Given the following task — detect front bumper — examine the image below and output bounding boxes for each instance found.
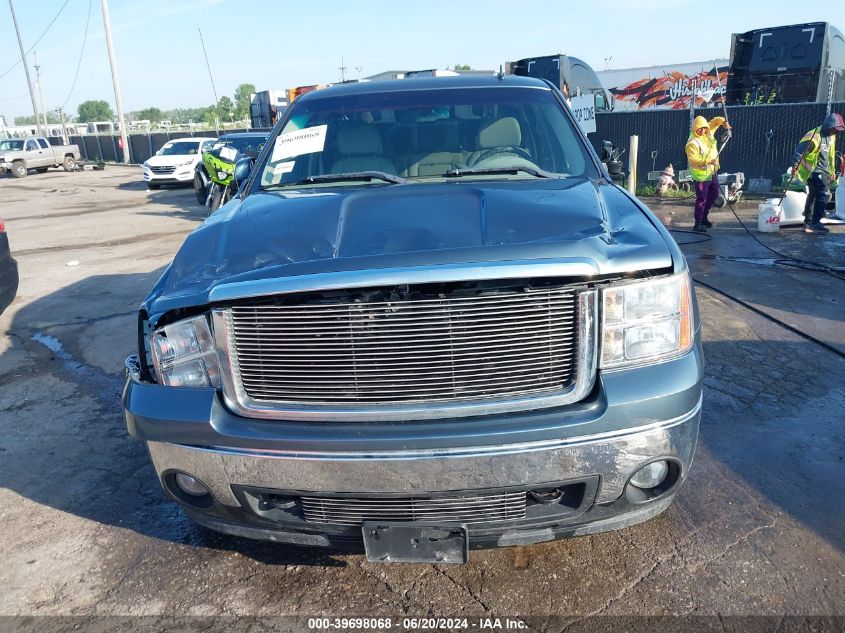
[0,162,13,174]
[124,343,703,550]
[143,168,195,183]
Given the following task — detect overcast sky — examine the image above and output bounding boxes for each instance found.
[0,0,839,121]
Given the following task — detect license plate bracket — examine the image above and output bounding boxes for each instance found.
[362,522,469,564]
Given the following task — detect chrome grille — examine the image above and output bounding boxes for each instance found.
[300,492,527,526]
[227,285,579,406]
[149,165,176,174]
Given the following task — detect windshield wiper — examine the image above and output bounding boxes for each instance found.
[264,171,406,189]
[444,166,558,179]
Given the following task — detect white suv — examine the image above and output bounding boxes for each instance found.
[143,137,215,189]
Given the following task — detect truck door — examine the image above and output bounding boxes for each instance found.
[37,138,54,166]
[24,139,46,167]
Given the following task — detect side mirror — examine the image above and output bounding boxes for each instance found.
[234,157,253,190]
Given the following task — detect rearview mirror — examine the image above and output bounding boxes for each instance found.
[234,157,253,190]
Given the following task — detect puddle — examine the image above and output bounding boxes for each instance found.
[30,332,123,402]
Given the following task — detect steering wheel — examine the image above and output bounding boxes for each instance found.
[470,146,534,167]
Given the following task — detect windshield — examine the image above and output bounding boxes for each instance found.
[159,141,201,156]
[258,86,595,189]
[218,135,267,158]
[0,140,25,151]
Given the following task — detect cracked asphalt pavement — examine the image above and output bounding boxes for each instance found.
[0,169,842,629]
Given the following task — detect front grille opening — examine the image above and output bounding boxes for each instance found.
[299,491,527,526]
[228,280,582,407]
[235,480,595,529]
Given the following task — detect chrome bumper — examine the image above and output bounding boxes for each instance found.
[146,397,700,508]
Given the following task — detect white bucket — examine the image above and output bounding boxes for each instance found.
[780,190,807,226]
[757,199,781,233]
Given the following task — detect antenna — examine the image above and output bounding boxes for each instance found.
[198,28,219,104]
[339,57,347,82]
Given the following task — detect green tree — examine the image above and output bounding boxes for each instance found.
[14,112,62,125]
[77,99,114,123]
[202,103,221,127]
[233,83,256,121]
[216,96,235,121]
[134,107,163,122]
[452,64,472,71]
[166,107,213,125]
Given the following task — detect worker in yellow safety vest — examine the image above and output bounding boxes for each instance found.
[685,115,731,233]
[789,113,845,234]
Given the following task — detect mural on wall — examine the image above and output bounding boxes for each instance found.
[609,67,729,110]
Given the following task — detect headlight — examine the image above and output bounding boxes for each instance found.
[143,161,150,169]
[178,159,194,166]
[601,271,693,369]
[217,170,230,180]
[150,315,221,388]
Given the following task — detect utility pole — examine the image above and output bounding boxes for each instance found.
[34,51,48,131]
[8,0,44,136]
[56,107,69,144]
[101,0,129,163]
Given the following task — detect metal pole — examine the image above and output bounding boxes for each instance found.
[627,135,638,195]
[689,79,696,130]
[8,0,44,137]
[34,51,48,131]
[57,107,69,144]
[101,0,129,163]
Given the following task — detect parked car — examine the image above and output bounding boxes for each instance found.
[0,137,81,177]
[193,132,269,205]
[0,219,19,316]
[123,76,702,563]
[142,137,216,190]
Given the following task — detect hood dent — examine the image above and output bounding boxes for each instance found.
[145,180,672,317]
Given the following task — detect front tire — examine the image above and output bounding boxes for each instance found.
[11,162,27,178]
[63,156,76,171]
[210,185,223,212]
[194,172,207,205]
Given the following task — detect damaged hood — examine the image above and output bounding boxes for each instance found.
[145,178,675,318]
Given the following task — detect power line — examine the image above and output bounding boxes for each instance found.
[0,0,71,81]
[60,0,92,109]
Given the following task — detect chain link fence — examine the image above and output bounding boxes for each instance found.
[593,102,843,188]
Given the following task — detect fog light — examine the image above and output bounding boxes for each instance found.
[174,473,209,496]
[630,461,669,489]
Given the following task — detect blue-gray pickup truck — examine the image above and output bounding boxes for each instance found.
[123,76,702,564]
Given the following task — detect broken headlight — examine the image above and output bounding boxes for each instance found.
[150,315,221,388]
[601,271,694,369]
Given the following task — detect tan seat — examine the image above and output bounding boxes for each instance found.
[404,121,465,177]
[467,117,523,166]
[330,125,397,174]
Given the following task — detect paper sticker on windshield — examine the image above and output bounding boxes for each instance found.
[271,125,327,162]
[273,161,295,175]
[219,146,238,161]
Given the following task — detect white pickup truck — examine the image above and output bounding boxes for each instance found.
[0,137,82,177]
